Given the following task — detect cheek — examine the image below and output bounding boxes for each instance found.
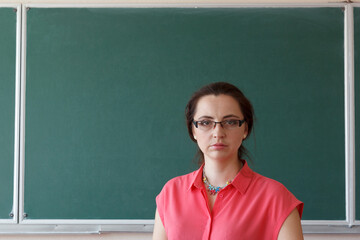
[230,131,246,145]
[194,132,205,143]
[193,132,209,149]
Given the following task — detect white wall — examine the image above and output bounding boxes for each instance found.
[0,0,347,4]
[0,0,358,239]
[1,233,360,240]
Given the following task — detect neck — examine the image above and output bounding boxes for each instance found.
[203,158,243,187]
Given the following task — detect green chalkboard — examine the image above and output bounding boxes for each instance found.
[25,7,344,220]
[0,7,16,220]
[354,7,360,220]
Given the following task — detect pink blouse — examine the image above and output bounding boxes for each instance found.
[156,160,303,240]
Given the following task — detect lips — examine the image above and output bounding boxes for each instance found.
[212,143,226,146]
[210,143,227,150]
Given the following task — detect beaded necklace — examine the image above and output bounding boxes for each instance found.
[202,169,232,195]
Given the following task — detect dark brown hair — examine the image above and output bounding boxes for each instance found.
[185,82,254,165]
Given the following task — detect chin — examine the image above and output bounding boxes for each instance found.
[206,154,232,162]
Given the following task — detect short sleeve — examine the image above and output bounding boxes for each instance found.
[156,185,166,230]
[273,184,304,240]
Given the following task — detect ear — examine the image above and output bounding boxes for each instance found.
[192,124,197,140]
[243,122,248,139]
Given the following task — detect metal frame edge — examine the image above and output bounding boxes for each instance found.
[0,3,22,225]
[18,3,27,225]
[13,3,22,225]
[23,2,346,9]
[345,4,356,227]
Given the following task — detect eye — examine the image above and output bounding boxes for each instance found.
[199,120,211,126]
[224,119,238,126]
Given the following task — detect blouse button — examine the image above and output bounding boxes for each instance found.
[219,194,224,198]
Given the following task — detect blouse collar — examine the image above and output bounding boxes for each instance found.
[188,160,255,195]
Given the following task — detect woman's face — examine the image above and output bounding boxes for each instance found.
[192,94,248,163]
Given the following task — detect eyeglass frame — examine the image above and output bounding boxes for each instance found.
[192,119,246,130]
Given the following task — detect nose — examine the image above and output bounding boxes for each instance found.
[212,122,225,138]
[212,122,224,129]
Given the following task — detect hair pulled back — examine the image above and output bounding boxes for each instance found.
[185,82,254,165]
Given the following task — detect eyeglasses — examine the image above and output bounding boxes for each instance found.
[192,119,245,131]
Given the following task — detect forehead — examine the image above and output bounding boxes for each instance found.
[194,94,243,118]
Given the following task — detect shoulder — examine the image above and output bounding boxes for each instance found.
[161,169,198,192]
[248,172,299,206]
[249,171,304,217]
[252,172,288,193]
[157,169,199,198]
[249,173,304,239]
[156,169,200,213]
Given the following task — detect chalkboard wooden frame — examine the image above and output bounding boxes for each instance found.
[5,2,357,234]
[0,4,21,225]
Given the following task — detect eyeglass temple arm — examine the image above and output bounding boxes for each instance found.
[239,119,245,126]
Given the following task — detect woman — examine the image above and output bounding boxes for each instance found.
[153,82,304,240]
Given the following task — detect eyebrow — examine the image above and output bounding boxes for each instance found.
[197,114,241,120]
[223,114,242,119]
[197,115,214,120]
